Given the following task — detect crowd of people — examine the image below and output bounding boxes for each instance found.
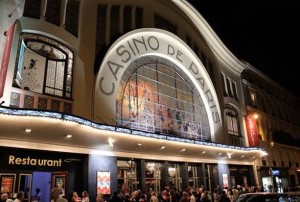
[0,185,266,202]
[80,184,267,202]
[1,192,26,202]
[1,183,299,202]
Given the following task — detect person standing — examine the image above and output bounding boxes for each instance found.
[218,191,229,202]
[110,191,122,202]
[96,193,104,202]
[213,189,220,202]
[81,191,89,202]
[33,188,42,202]
[149,192,158,202]
[71,192,81,202]
[6,192,13,202]
[179,192,189,202]
[1,193,13,202]
[200,191,211,202]
[50,188,68,202]
[190,192,196,202]
[13,192,24,202]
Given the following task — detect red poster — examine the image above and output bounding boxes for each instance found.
[97,171,110,194]
[246,114,258,147]
[1,177,13,193]
[0,22,16,98]
[222,174,229,188]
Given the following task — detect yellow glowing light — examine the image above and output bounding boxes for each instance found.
[253,113,259,119]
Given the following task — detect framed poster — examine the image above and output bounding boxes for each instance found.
[222,173,229,188]
[230,176,236,187]
[97,171,110,194]
[52,175,66,196]
[243,176,248,187]
[0,173,16,193]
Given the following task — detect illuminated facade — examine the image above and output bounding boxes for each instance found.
[0,0,298,200]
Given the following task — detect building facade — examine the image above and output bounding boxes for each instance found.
[241,63,300,192]
[0,0,298,201]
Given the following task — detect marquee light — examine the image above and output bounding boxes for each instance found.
[0,107,266,154]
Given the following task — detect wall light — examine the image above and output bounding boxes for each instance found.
[168,167,176,177]
[227,152,232,159]
[25,128,31,133]
[66,134,72,138]
[108,138,114,148]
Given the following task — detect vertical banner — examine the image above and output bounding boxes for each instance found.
[97,171,110,194]
[0,22,16,98]
[246,114,259,146]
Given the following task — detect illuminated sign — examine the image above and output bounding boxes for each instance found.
[8,155,62,167]
[95,29,222,138]
[246,114,259,147]
[97,34,219,123]
[222,173,229,188]
[272,170,280,176]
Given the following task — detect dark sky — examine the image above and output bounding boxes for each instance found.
[187,0,300,96]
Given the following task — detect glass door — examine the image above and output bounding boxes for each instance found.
[117,159,137,193]
[168,163,181,191]
[18,173,32,202]
[145,162,161,192]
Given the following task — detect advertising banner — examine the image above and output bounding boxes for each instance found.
[0,22,16,98]
[246,114,259,146]
[97,171,110,194]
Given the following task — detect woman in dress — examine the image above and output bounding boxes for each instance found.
[81,191,89,202]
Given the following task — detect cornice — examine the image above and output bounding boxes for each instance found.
[173,0,246,75]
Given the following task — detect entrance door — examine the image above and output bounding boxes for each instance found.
[262,176,273,192]
[32,172,51,202]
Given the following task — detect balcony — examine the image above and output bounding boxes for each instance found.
[8,88,72,114]
[229,134,245,147]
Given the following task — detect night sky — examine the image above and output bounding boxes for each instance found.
[187,0,300,96]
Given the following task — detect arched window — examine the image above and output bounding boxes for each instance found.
[116,57,211,141]
[14,33,74,99]
[225,105,240,136]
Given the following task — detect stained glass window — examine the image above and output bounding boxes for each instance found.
[14,33,74,99]
[116,60,211,141]
[225,105,240,136]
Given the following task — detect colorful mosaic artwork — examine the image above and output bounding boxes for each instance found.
[116,64,211,141]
